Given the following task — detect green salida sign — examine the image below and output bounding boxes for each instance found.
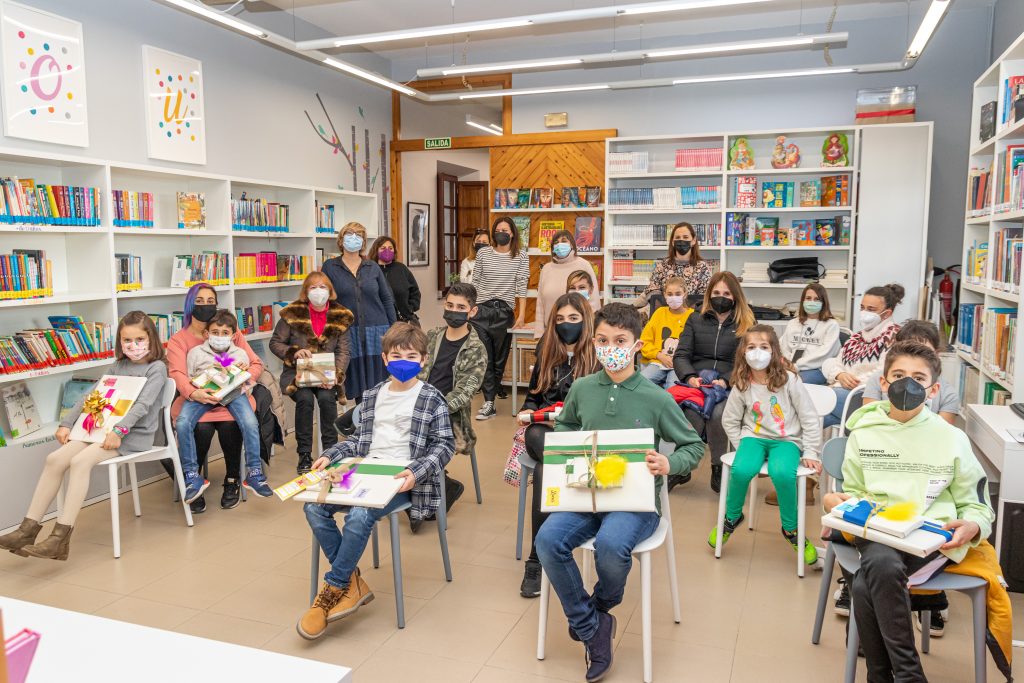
[424,137,452,150]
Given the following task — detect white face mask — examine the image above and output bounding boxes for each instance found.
[745,348,772,371]
[665,295,685,310]
[308,287,330,307]
[208,334,232,352]
[859,310,882,331]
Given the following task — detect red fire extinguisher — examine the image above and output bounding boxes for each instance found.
[939,270,954,327]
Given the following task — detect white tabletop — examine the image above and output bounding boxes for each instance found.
[1,597,352,683]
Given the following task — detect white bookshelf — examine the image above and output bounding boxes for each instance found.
[958,30,1024,404]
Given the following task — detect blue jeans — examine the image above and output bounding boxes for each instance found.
[535,511,660,642]
[824,386,853,428]
[799,368,827,385]
[304,492,412,589]
[176,395,262,476]
[640,363,679,389]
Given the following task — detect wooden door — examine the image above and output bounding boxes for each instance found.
[456,180,489,274]
[436,173,458,292]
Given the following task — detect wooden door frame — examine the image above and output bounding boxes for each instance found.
[436,172,458,293]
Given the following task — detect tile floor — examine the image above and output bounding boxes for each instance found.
[0,395,1020,682]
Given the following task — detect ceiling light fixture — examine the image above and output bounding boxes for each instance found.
[442,58,584,76]
[466,115,504,135]
[647,35,814,58]
[672,66,855,85]
[458,84,610,100]
[323,57,418,96]
[296,0,770,51]
[160,0,268,38]
[906,0,950,60]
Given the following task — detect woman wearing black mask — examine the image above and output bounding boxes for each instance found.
[672,271,756,493]
[645,222,713,307]
[516,292,599,599]
[459,229,490,284]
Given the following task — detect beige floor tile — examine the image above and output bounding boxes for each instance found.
[201,532,311,572]
[57,549,189,595]
[602,632,734,683]
[0,538,110,579]
[18,580,122,613]
[130,559,263,610]
[355,642,482,683]
[386,600,521,665]
[0,568,51,598]
[316,588,429,642]
[207,571,313,627]
[173,611,283,649]
[433,563,533,616]
[92,595,199,630]
[471,665,573,683]
[262,628,381,670]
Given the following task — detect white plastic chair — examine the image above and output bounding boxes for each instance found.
[515,451,536,560]
[713,382,835,578]
[536,476,679,683]
[59,378,193,559]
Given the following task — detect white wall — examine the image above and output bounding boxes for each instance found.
[991,0,1024,59]
[400,148,490,329]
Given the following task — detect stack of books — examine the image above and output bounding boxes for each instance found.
[0,249,53,300]
[0,317,115,375]
[170,251,230,288]
[114,252,143,291]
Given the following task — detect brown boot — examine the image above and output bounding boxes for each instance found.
[765,479,816,506]
[0,518,42,557]
[22,523,73,561]
[765,489,779,506]
[296,570,374,640]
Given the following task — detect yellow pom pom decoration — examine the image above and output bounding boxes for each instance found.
[593,455,627,488]
[877,501,917,521]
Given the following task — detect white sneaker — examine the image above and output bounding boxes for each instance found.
[476,401,497,420]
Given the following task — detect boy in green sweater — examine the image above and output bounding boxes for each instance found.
[824,340,994,682]
[535,303,704,682]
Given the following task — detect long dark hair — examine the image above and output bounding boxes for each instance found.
[491,216,521,258]
[797,283,835,324]
[666,222,703,267]
[535,292,598,394]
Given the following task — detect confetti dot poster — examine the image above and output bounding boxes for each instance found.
[0,1,89,147]
[141,45,206,165]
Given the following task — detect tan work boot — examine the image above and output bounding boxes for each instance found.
[764,479,816,506]
[22,523,73,561]
[296,569,374,640]
[0,518,42,557]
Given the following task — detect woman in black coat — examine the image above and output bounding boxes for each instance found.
[370,236,421,325]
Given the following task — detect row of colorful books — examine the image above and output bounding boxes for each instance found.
[1000,75,1024,127]
[610,258,658,279]
[0,316,115,376]
[965,240,988,284]
[966,166,993,216]
[114,253,143,292]
[725,214,850,246]
[607,186,721,210]
[0,250,53,300]
[112,190,154,228]
[149,312,184,344]
[231,195,290,231]
[676,147,723,171]
[993,145,1024,211]
[492,186,601,209]
[170,252,230,288]
[732,176,850,209]
[609,223,721,247]
[315,201,336,233]
[0,177,102,226]
[959,304,1017,383]
[234,252,312,284]
[989,227,1023,291]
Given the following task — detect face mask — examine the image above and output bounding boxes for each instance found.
[208,334,232,352]
[122,340,150,361]
[473,243,486,253]
[887,376,929,411]
[443,310,468,328]
[710,296,735,314]
[553,243,572,259]
[378,247,395,264]
[386,359,421,382]
[192,304,217,324]
[596,343,637,373]
[572,288,591,300]
[493,231,512,246]
[673,240,692,256]
[342,234,364,253]
[665,295,685,310]
[308,287,330,307]
[555,321,584,345]
[803,300,823,315]
[860,310,882,331]
[745,348,772,371]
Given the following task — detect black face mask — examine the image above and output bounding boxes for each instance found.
[673,240,692,256]
[443,310,469,328]
[555,321,584,345]
[710,296,735,314]
[473,243,486,253]
[493,232,512,246]
[192,304,217,323]
[887,377,929,411]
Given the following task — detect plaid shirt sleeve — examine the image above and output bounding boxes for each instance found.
[408,386,456,519]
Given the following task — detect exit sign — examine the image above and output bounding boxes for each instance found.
[424,137,452,150]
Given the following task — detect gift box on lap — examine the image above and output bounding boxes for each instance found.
[68,375,149,443]
[295,353,336,388]
[190,364,251,405]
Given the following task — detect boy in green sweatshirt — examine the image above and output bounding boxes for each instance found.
[824,340,994,682]
[535,303,704,682]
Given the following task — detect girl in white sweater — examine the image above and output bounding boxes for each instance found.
[534,230,600,337]
[780,283,841,385]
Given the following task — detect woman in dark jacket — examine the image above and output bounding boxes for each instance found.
[516,292,599,599]
[672,271,756,494]
[321,222,397,402]
[269,272,353,474]
[370,235,421,324]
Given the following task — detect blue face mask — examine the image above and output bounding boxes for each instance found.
[386,359,421,382]
[342,234,364,253]
[553,242,572,259]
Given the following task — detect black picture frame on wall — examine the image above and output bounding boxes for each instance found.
[406,202,430,267]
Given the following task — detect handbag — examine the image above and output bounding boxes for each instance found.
[503,425,529,488]
[767,257,825,284]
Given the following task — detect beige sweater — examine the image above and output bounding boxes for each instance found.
[534,254,601,336]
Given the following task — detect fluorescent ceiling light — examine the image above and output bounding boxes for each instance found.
[646,36,814,58]
[331,19,533,48]
[673,66,854,84]
[906,0,950,59]
[323,58,418,96]
[160,0,268,37]
[442,58,584,76]
[466,115,504,135]
[459,84,610,99]
[618,0,770,15]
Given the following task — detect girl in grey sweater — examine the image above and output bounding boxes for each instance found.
[0,311,168,561]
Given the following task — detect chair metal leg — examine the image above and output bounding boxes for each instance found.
[641,552,653,683]
[470,446,482,504]
[921,609,931,654]
[665,521,681,624]
[714,464,730,559]
[537,570,550,660]
[108,465,121,559]
[437,495,453,582]
[844,603,859,683]
[239,458,247,503]
[748,474,758,530]
[371,524,380,569]
[389,512,406,629]
[797,473,807,578]
[516,466,530,560]
[128,463,142,517]
[971,586,988,683]
[812,543,836,644]
[171,455,194,527]
[309,533,320,604]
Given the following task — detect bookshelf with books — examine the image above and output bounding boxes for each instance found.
[313,187,380,243]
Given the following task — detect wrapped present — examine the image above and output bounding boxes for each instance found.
[295,353,336,388]
[191,355,251,404]
[69,375,149,443]
[541,428,656,513]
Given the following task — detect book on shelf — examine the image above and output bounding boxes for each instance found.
[573,217,602,253]
[1000,75,1024,128]
[980,101,997,143]
[800,180,821,207]
[985,381,1013,405]
[516,188,531,209]
[235,252,279,284]
[258,304,274,332]
[994,144,1024,212]
[59,377,97,420]
[0,249,53,300]
[957,303,984,357]
[114,252,143,292]
[608,151,649,174]
[560,187,582,208]
[231,194,290,232]
[176,192,206,230]
[815,218,837,245]
[675,146,722,171]
[113,190,154,228]
[755,217,778,246]
[967,165,992,215]
[761,181,793,208]
[960,363,981,405]
[989,226,1023,291]
[0,318,115,376]
[315,200,335,233]
[537,220,563,252]
[981,307,1016,382]
[234,306,257,335]
[0,177,102,226]
[732,176,757,208]
[170,251,229,288]
[511,216,530,249]
[493,188,507,209]
[147,312,184,344]
[585,186,601,207]
[0,381,42,439]
[965,240,988,283]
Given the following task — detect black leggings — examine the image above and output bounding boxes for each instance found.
[525,423,552,562]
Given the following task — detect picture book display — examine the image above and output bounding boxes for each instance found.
[295,353,337,388]
[725,213,850,247]
[176,192,206,230]
[290,457,411,509]
[492,186,602,209]
[68,375,150,443]
[0,382,41,439]
[573,217,602,253]
[112,190,154,228]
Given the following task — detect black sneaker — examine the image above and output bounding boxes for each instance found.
[833,578,850,617]
[445,475,465,513]
[189,495,206,514]
[297,453,312,475]
[476,401,497,420]
[667,472,691,492]
[520,559,542,598]
[221,478,241,509]
[914,610,946,638]
[496,387,509,399]
[405,509,423,534]
[584,611,616,682]
[710,464,722,494]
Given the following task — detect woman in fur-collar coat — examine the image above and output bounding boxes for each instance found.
[270,272,354,474]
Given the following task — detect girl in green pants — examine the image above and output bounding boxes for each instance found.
[709,325,823,565]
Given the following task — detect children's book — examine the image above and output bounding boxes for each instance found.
[493,188,506,209]
[537,221,564,252]
[512,216,531,249]
[258,305,273,332]
[574,217,602,253]
[176,192,206,230]
[517,188,531,209]
[733,176,757,208]
[794,219,815,246]
[799,180,821,207]
[585,186,601,207]
[0,382,41,439]
[68,375,149,442]
[538,187,554,209]
[756,217,778,246]
[815,218,837,245]
[291,457,411,509]
[565,186,581,207]
[59,377,97,420]
[190,364,252,404]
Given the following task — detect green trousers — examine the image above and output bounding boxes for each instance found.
[726,437,801,532]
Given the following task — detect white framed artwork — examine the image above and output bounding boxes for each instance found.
[0,0,89,147]
[141,45,206,165]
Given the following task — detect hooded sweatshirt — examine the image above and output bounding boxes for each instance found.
[721,371,822,459]
[821,317,900,386]
[842,401,994,563]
